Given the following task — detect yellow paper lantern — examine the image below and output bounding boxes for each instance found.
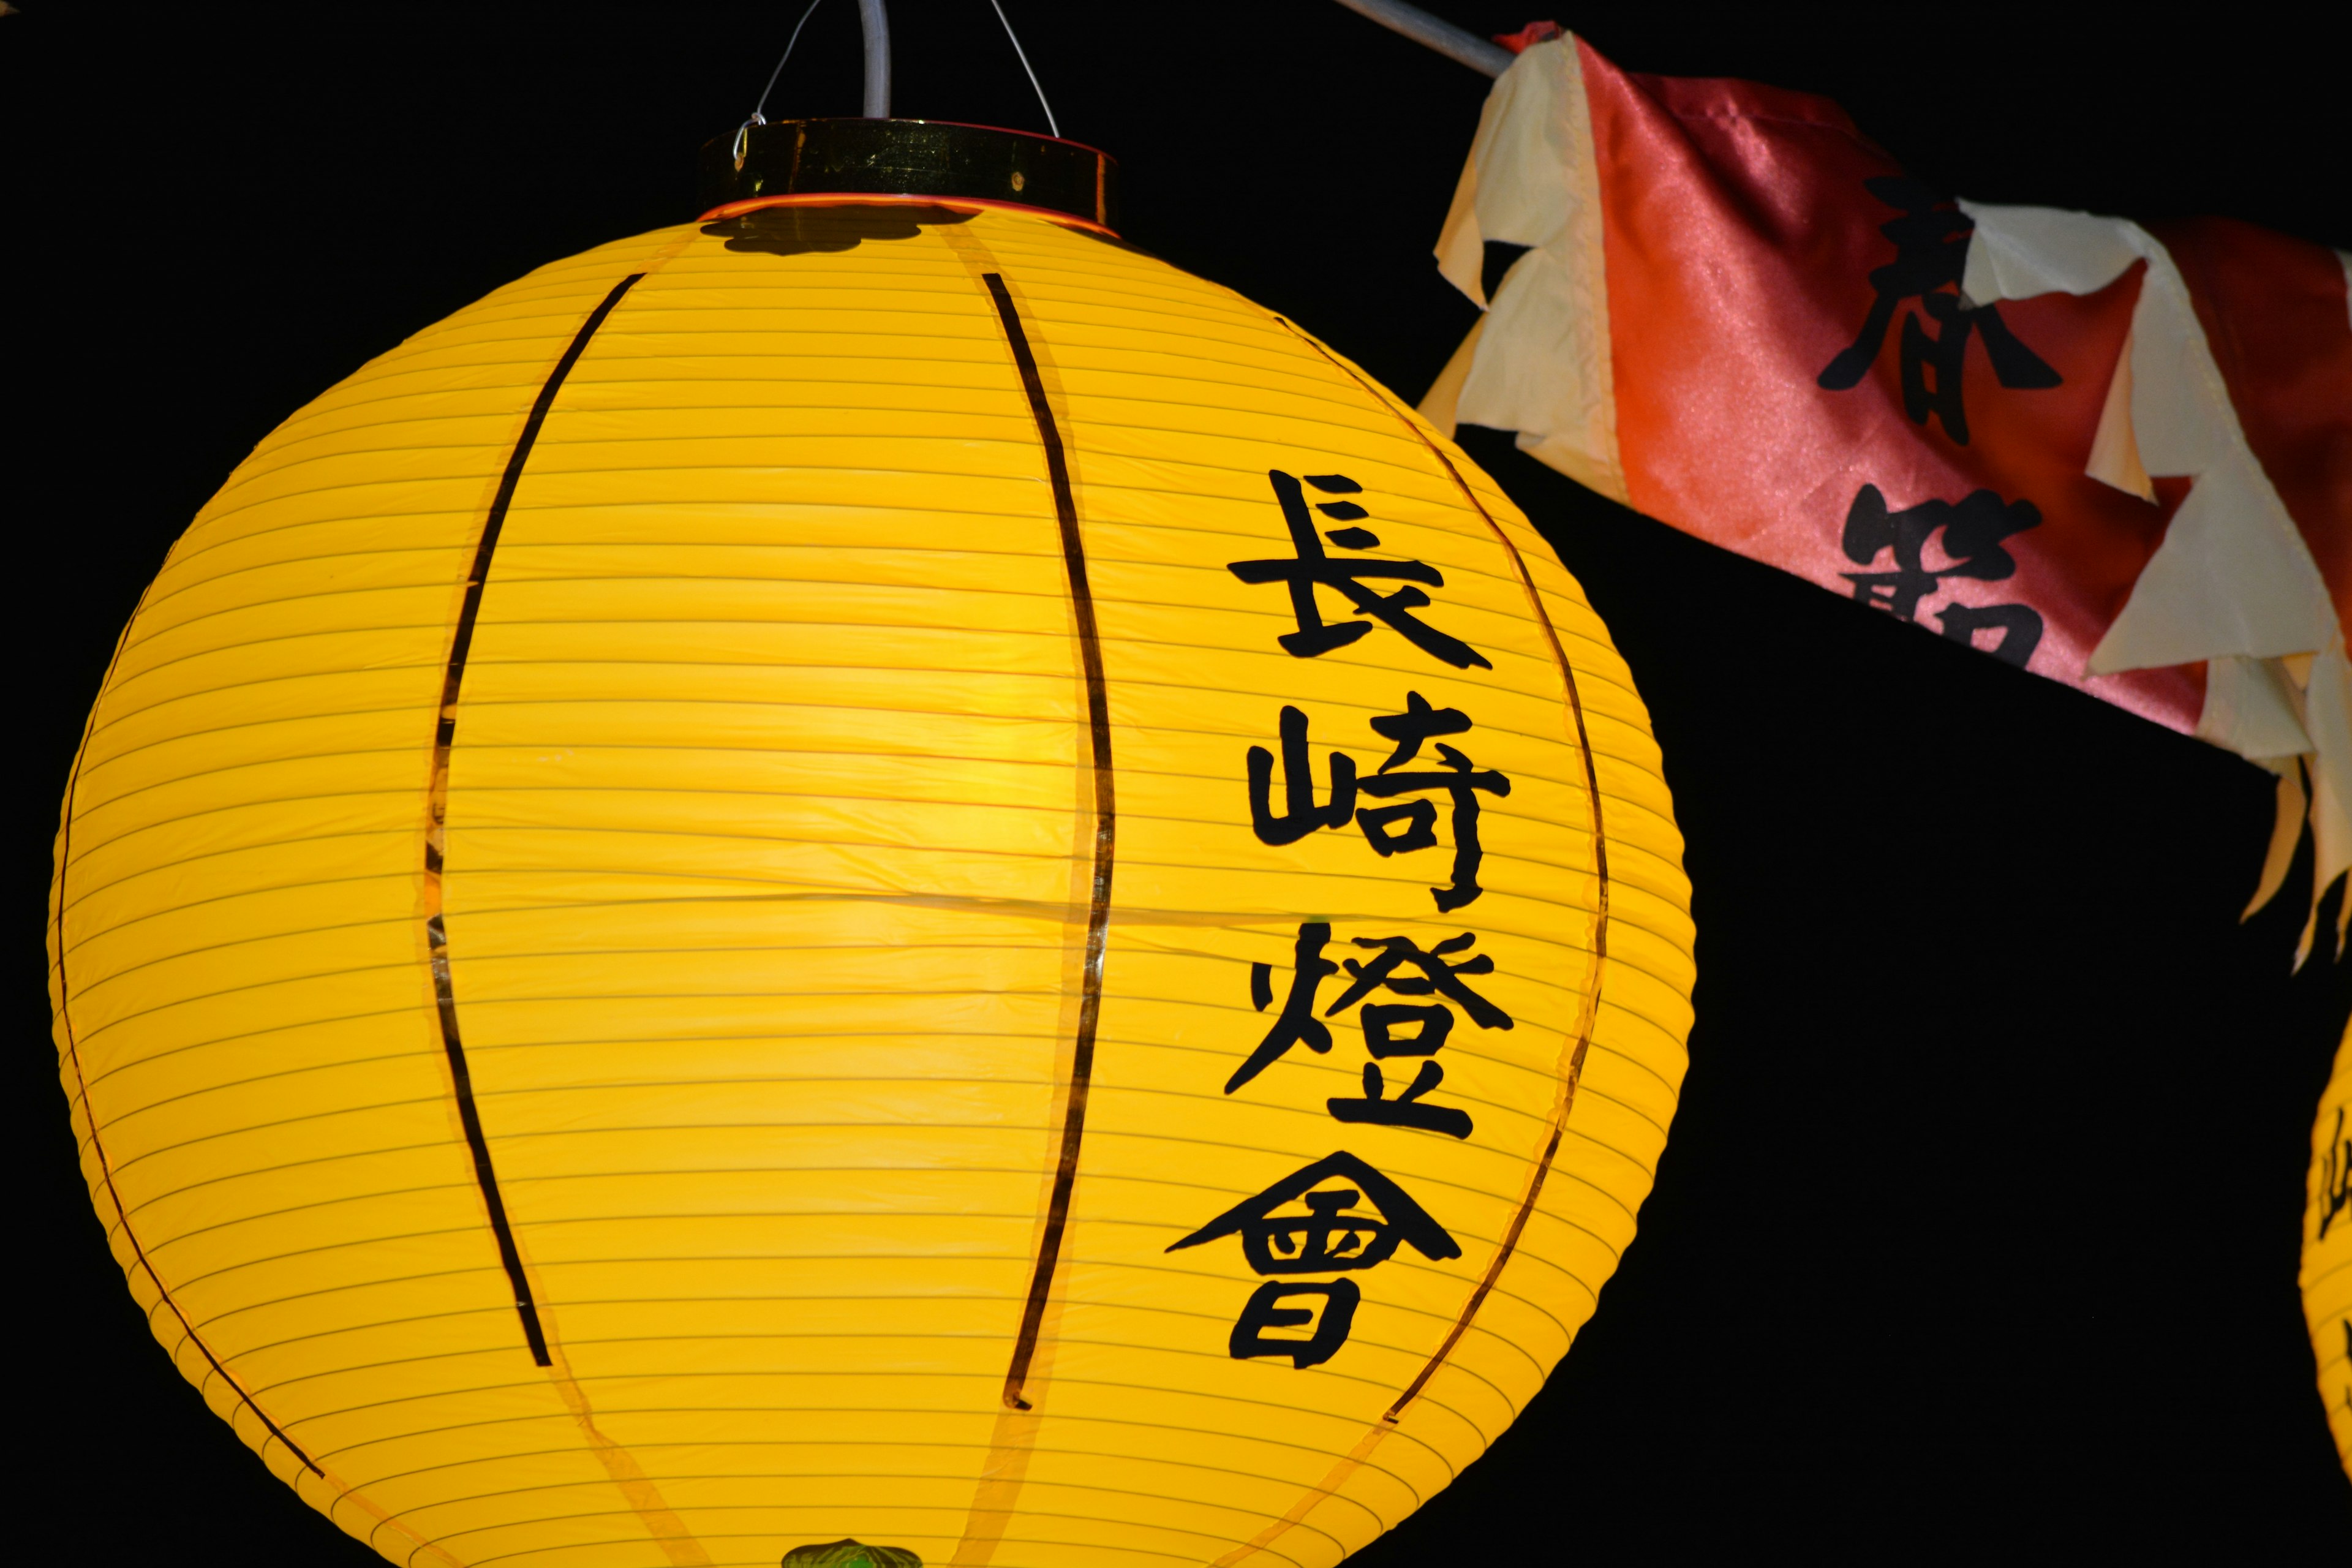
[2307,1017,2351,1477]
[47,120,1694,1567]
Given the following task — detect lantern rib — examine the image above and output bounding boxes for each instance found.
[977,271,1118,1414]
[420,270,645,1368]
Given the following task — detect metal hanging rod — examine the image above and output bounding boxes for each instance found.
[1330,0,1515,78]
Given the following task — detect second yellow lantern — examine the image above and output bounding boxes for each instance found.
[48,120,1695,1566]
[2307,1017,2352,1478]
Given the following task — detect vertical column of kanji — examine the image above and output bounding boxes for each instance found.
[1190,471,1528,1319]
[1189,458,1551,1564]
[1160,318,1636,1566]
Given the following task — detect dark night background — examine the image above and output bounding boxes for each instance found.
[7,1,2350,1559]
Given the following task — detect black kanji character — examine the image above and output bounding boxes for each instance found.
[1934,603,2045,667]
[1368,690,1470,772]
[1247,706,1357,847]
[1230,922,1341,1093]
[1245,700,1512,911]
[1227,1280,1362,1368]
[1357,742,1510,913]
[1841,483,2046,668]
[1227,470,1492,669]
[1359,1001,1454,1057]
[1818,176,2060,444]
[1231,927,1506,1122]
[1328,1058,1473,1139]
[1229,930,1509,1136]
[1167,1150,1462,1274]
[1327,933,1513,1031]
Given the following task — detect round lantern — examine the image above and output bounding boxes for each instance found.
[47,119,1694,1567]
[2307,1017,2351,1477]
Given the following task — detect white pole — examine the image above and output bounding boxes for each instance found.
[859,0,892,117]
[1330,0,1514,77]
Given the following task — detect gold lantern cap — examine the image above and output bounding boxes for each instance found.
[698,118,1119,234]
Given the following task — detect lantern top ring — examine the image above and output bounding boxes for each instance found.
[697,117,1119,234]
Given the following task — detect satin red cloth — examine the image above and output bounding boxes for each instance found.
[2157,216,2352,635]
[1574,40,2344,736]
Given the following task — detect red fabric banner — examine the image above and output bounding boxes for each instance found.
[1580,47,2203,729]
[1428,33,2351,941]
[2157,216,2352,633]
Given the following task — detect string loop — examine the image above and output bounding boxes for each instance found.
[987,0,1059,140]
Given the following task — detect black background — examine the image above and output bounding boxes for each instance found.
[7,1,2350,1560]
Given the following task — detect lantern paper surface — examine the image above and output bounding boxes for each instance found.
[48,201,1695,1566]
[2308,1017,2352,1476]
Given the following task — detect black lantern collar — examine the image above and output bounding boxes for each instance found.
[698,118,1119,235]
